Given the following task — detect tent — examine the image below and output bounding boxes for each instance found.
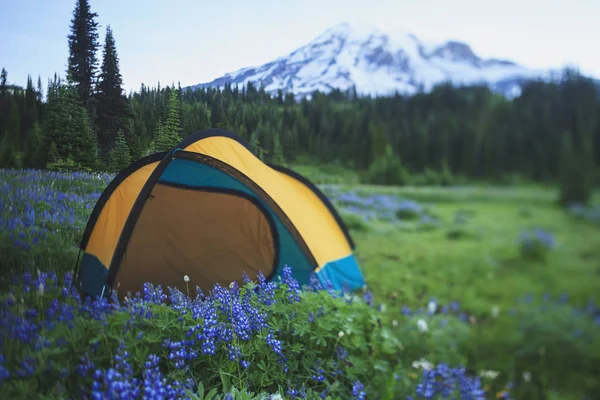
[75,128,365,299]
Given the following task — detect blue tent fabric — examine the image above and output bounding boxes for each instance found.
[315,254,365,292]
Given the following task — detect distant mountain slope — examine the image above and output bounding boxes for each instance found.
[184,22,566,98]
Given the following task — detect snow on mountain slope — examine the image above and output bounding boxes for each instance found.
[186,22,549,98]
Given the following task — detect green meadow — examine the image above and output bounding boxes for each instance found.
[1,159,600,399]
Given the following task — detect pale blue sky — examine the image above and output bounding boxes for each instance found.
[1,0,598,93]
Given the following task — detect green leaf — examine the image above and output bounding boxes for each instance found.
[220,371,232,393]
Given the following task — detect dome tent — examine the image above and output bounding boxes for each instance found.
[75,128,365,300]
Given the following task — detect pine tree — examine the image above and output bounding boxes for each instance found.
[4,97,21,163]
[250,130,262,160]
[108,130,131,172]
[96,25,132,154]
[23,75,38,142]
[150,118,179,152]
[0,68,6,88]
[47,141,59,165]
[271,131,286,165]
[36,76,43,102]
[72,106,99,170]
[0,68,8,137]
[25,122,44,168]
[67,0,100,108]
[42,76,98,170]
[163,86,182,139]
[558,130,595,206]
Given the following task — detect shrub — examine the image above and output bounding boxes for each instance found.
[518,207,533,218]
[438,160,454,187]
[362,145,410,186]
[518,228,555,261]
[395,200,422,220]
[447,209,478,240]
[416,215,442,232]
[446,224,478,240]
[566,203,600,227]
[422,168,439,186]
[340,211,370,232]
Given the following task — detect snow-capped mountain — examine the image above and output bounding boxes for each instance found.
[186,22,553,99]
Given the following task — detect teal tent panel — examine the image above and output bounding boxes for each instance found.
[158,158,315,286]
[77,253,109,298]
[315,254,365,292]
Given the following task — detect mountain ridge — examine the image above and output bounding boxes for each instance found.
[183,22,576,99]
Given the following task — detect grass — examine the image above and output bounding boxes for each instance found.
[346,187,600,309]
[1,165,600,399]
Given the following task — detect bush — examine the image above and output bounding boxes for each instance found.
[340,211,370,232]
[446,224,478,240]
[518,207,533,218]
[395,200,422,220]
[423,168,440,186]
[446,209,478,240]
[439,160,454,187]
[416,215,442,232]
[518,228,555,261]
[362,145,410,186]
[565,203,600,227]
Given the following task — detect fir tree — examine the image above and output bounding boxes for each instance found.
[108,130,131,172]
[67,0,100,108]
[250,130,261,159]
[0,68,6,88]
[0,68,7,137]
[72,106,99,170]
[41,77,97,170]
[36,76,43,102]
[558,130,595,206]
[163,86,182,139]
[25,122,44,168]
[47,141,59,165]
[271,131,286,165]
[150,118,179,152]
[23,75,38,142]
[96,25,132,154]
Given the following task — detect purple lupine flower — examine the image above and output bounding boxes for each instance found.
[352,381,366,400]
[282,266,301,303]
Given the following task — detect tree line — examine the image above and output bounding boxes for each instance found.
[0,0,598,201]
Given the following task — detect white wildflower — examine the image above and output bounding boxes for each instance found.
[412,358,433,370]
[270,394,283,400]
[183,275,190,283]
[479,370,500,379]
[491,305,500,318]
[229,281,235,289]
[523,371,531,382]
[416,318,428,333]
[427,299,437,314]
[338,331,345,338]
[392,319,398,327]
